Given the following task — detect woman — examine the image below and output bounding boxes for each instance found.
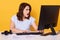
[10,3,39,33]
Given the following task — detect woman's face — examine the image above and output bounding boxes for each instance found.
[23,6,30,18]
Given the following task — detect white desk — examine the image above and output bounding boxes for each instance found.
[0,32,60,40]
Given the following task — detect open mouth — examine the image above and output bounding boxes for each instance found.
[27,14,29,15]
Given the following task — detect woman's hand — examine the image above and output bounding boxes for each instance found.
[23,30,40,33]
[23,30,30,33]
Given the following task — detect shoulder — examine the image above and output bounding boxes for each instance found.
[29,16,35,21]
[11,15,17,19]
[29,16,35,24]
[11,15,16,18]
[29,16,35,20]
[11,15,17,22]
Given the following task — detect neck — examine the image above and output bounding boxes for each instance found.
[23,16,26,20]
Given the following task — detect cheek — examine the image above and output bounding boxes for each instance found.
[23,11,28,15]
[23,11,27,16]
[23,9,30,17]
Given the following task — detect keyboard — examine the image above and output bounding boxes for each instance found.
[16,32,42,35]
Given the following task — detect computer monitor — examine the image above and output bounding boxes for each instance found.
[38,5,60,35]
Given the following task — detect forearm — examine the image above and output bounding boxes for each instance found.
[11,28,31,33]
[11,28,24,33]
[33,25,38,31]
[34,27,38,31]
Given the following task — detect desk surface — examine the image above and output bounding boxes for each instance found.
[0,32,60,40]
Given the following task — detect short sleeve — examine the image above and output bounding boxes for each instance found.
[11,15,16,23]
[30,16,35,25]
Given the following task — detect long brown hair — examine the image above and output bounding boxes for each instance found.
[16,3,31,21]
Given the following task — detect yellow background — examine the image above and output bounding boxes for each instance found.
[0,0,60,33]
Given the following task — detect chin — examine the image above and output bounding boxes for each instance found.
[25,15,29,17]
[25,16,29,19]
[25,16,28,18]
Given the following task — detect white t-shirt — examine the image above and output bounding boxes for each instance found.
[11,15,35,31]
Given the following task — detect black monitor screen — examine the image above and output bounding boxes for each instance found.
[38,5,59,30]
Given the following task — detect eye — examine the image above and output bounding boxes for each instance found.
[26,9,29,10]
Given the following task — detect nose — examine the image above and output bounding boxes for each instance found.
[27,10,29,13]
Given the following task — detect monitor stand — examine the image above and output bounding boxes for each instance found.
[49,24,56,35]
